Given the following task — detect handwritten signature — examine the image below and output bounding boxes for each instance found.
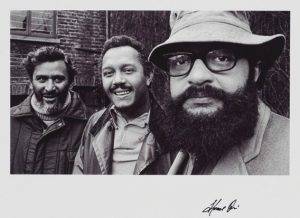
[202,199,239,216]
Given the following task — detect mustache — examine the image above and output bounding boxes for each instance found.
[174,85,227,104]
[109,83,132,92]
[42,90,58,97]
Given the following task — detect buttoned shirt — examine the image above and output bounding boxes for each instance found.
[110,107,150,174]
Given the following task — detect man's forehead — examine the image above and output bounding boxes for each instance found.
[104,46,139,58]
[35,60,67,69]
[102,46,142,67]
[33,61,68,75]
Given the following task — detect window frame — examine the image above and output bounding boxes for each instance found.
[10,10,57,39]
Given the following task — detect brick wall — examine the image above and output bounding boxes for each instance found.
[10,11,290,116]
[10,10,107,109]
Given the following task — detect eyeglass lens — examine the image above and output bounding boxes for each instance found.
[166,49,237,76]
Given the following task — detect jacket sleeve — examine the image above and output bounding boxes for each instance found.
[72,110,106,174]
[72,112,98,174]
[72,123,88,174]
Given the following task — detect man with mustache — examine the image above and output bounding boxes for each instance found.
[149,11,289,175]
[73,35,170,174]
[11,46,91,174]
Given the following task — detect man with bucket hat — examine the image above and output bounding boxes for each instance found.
[149,11,289,175]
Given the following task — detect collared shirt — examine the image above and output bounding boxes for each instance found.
[110,106,150,174]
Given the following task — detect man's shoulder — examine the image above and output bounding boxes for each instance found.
[85,107,110,129]
[10,104,20,114]
[66,91,94,119]
[270,111,289,125]
[246,111,289,175]
[10,96,32,117]
[266,111,289,139]
[258,101,289,141]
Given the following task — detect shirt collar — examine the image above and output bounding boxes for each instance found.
[109,105,150,129]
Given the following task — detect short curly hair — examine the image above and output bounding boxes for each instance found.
[100,35,153,76]
[23,46,77,83]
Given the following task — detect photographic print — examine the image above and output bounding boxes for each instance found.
[2,1,299,217]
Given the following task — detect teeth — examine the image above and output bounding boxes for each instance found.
[115,90,130,95]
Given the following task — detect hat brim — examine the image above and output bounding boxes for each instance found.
[149,22,285,70]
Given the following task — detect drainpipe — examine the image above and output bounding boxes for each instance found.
[105,10,110,40]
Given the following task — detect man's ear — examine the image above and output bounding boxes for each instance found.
[29,82,33,90]
[146,71,154,86]
[69,81,74,90]
[253,61,262,82]
[28,82,33,94]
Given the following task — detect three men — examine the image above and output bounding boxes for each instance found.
[73,35,170,174]
[149,11,289,175]
[11,46,91,174]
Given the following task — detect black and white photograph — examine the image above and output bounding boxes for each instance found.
[10,10,290,175]
[1,0,300,217]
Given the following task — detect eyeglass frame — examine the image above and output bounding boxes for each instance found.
[162,48,245,77]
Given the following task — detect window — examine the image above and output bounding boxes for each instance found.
[10,10,57,38]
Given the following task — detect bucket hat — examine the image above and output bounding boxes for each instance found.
[149,11,285,70]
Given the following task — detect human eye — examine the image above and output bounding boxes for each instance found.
[168,54,190,67]
[208,49,236,64]
[123,66,135,74]
[206,49,237,72]
[54,76,65,83]
[215,55,234,63]
[35,76,47,83]
[102,69,114,77]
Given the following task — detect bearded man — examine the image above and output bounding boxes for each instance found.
[149,11,289,175]
[11,46,91,174]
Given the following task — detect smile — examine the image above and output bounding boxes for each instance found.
[113,90,131,96]
[43,96,57,102]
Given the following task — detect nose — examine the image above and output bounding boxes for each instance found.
[187,59,214,86]
[112,71,125,85]
[45,79,56,91]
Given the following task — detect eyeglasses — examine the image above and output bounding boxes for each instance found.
[163,49,239,77]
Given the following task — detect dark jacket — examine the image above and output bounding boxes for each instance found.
[73,95,173,174]
[11,91,91,174]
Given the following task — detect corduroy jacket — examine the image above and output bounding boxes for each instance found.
[11,91,91,174]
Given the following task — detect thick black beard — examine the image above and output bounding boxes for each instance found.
[163,81,259,173]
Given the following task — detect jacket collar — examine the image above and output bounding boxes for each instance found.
[90,104,113,136]
[88,93,167,174]
[211,100,271,175]
[88,93,169,172]
[11,91,89,120]
[90,92,167,142]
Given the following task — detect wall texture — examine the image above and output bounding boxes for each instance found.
[10,10,107,110]
[108,11,290,117]
[10,10,290,117]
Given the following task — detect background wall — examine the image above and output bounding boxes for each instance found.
[10,10,107,111]
[108,11,290,117]
[10,11,290,117]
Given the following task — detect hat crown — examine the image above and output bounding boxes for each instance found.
[170,11,252,36]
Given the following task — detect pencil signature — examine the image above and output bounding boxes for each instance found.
[202,198,239,216]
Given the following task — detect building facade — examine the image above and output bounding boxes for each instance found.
[10,10,107,110]
[10,11,289,116]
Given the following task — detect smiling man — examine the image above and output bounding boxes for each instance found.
[73,35,170,174]
[11,46,91,174]
[149,11,289,175]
